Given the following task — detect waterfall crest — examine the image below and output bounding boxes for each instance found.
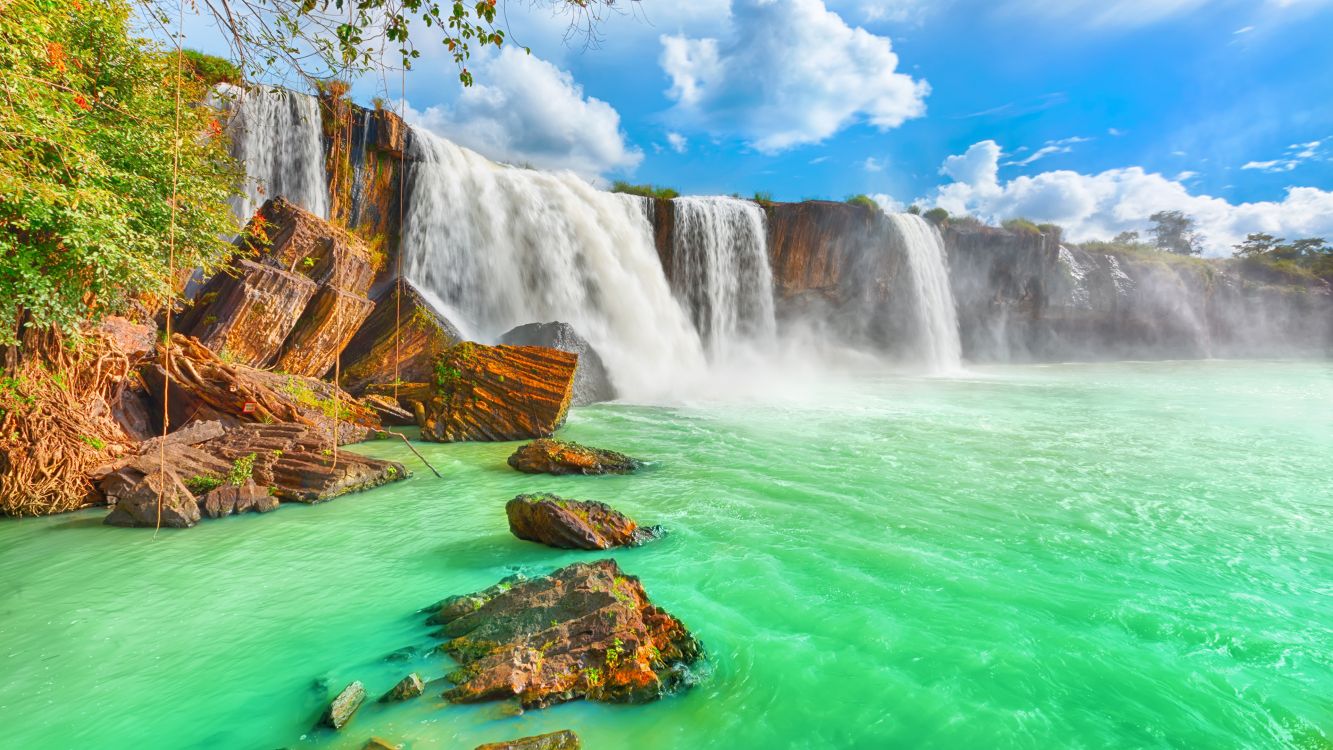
[219,85,329,222]
[886,214,962,372]
[670,197,777,355]
[400,128,706,399]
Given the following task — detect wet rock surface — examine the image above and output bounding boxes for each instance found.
[507,439,641,476]
[379,673,425,703]
[419,343,577,443]
[426,559,702,708]
[322,681,366,730]
[475,730,581,750]
[102,469,201,528]
[499,322,616,406]
[506,494,659,550]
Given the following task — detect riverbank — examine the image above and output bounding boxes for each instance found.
[2,361,1328,749]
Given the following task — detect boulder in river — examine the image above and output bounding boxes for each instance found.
[199,480,277,519]
[321,680,366,730]
[506,494,659,550]
[379,673,425,703]
[500,322,616,406]
[102,468,201,528]
[427,559,702,708]
[475,730,581,750]
[506,439,641,476]
[419,342,577,442]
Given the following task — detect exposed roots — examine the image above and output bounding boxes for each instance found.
[0,327,134,517]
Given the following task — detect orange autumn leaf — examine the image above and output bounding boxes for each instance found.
[46,42,66,71]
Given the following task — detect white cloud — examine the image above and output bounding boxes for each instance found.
[1241,137,1329,173]
[666,132,688,154]
[1174,170,1198,181]
[862,156,886,172]
[1233,25,1256,33]
[1108,128,1125,136]
[1004,136,1091,167]
[659,0,929,153]
[922,140,1333,256]
[870,192,905,212]
[402,48,641,179]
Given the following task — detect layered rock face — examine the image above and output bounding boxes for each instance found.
[178,197,377,377]
[419,343,577,442]
[499,322,616,406]
[426,560,702,708]
[340,280,462,395]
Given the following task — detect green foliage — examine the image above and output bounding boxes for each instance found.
[1002,218,1042,235]
[845,194,879,211]
[752,191,774,203]
[1233,233,1331,284]
[226,453,257,487]
[185,475,223,495]
[923,207,950,224]
[181,49,241,86]
[906,204,922,215]
[0,1,239,346]
[280,377,351,420]
[1149,210,1203,256]
[609,181,679,200]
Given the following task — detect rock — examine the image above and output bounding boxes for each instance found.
[96,423,406,519]
[339,280,462,395]
[103,469,201,528]
[275,285,375,378]
[379,673,425,703]
[235,197,376,294]
[137,420,227,456]
[428,559,702,708]
[322,681,366,730]
[419,342,577,443]
[99,316,157,359]
[499,322,616,406]
[139,335,381,444]
[506,494,659,550]
[363,739,401,750]
[361,394,415,426]
[381,646,418,663]
[199,480,277,519]
[176,258,319,368]
[475,730,581,750]
[506,439,640,476]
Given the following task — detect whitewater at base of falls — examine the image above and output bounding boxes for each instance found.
[670,197,778,356]
[399,127,707,401]
[218,85,330,223]
[887,213,963,373]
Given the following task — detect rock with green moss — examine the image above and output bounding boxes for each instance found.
[475,730,581,750]
[507,439,640,476]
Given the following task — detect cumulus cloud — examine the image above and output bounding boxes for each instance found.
[658,0,929,152]
[666,132,688,154]
[922,140,1333,256]
[402,48,641,179]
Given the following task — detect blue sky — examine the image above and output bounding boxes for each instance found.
[184,0,1333,254]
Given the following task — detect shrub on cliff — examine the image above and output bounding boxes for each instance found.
[611,181,679,200]
[0,0,239,345]
[845,194,880,211]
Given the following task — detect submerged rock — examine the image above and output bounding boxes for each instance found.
[379,673,425,703]
[506,439,641,476]
[506,494,659,550]
[363,739,401,750]
[427,559,702,708]
[322,680,366,730]
[500,322,616,406]
[475,730,581,750]
[419,342,577,443]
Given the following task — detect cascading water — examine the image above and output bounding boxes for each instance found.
[217,85,329,222]
[670,197,777,355]
[886,213,963,372]
[400,128,706,399]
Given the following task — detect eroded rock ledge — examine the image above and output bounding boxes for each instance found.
[425,559,702,708]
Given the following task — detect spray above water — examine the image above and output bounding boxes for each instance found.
[670,197,777,355]
[218,85,329,223]
[399,128,707,400]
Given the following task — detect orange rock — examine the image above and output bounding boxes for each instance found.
[419,343,576,443]
[507,439,640,476]
[505,494,659,550]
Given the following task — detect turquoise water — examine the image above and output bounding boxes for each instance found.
[1,361,1330,749]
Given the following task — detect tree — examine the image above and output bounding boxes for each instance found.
[906,204,922,215]
[1112,230,1141,245]
[170,0,638,86]
[1148,210,1202,255]
[1232,233,1283,258]
[923,207,950,224]
[0,0,239,345]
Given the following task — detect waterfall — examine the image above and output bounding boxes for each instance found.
[670,197,777,355]
[400,128,706,399]
[886,214,962,372]
[218,85,329,222]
